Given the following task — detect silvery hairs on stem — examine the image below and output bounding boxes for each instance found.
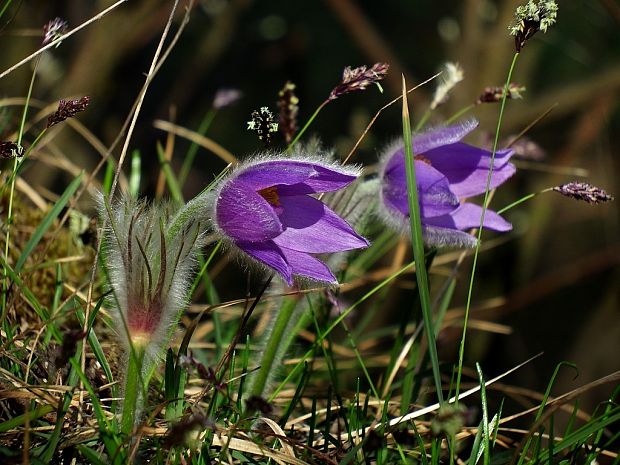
[97,192,204,371]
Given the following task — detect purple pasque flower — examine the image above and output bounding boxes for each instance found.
[378,120,515,248]
[210,157,369,285]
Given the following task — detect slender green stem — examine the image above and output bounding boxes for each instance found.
[340,316,380,400]
[189,241,221,298]
[178,109,217,185]
[121,345,145,436]
[287,100,328,150]
[446,103,476,125]
[248,297,297,401]
[167,195,208,240]
[401,75,444,404]
[3,56,40,325]
[496,188,552,215]
[5,128,48,185]
[455,53,520,403]
[414,108,432,132]
[0,1,14,19]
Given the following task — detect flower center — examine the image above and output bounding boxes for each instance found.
[257,186,281,206]
[414,154,432,165]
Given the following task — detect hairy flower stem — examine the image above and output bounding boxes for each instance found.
[121,345,146,436]
[401,76,444,405]
[168,197,207,240]
[287,100,328,150]
[247,297,298,402]
[455,52,520,403]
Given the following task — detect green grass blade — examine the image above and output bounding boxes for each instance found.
[0,1,15,20]
[69,357,124,463]
[156,140,183,204]
[70,362,104,421]
[43,264,64,345]
[248,297,297,401]
[475,363,491,465]
[190,243,222,302]
[0,404,54,433]
[517,361,578,465]
[468,418,484,465]
[77,444,110,465]
[585,383,620,464]
[165,348,175,405]
[178,108,217,185]
[270,260,416,400]
[0,256,60,341]
[37,368,79,461]
[413,421,430,465]
[536,407,620,463]
[75,299,115,397]
[14,172,83,273]
[103,159,115,194]
[401,75,443,404]
[129,149,141,197]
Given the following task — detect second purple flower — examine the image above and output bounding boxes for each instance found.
[210,157,369,285]
[378,120,515,247]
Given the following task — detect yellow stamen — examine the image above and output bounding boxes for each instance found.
[257,186,281,206]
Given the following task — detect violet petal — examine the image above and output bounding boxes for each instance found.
[272,195,369,253]
[279,247,337,283]
[447,162,516,198]
[424,203,512,232]
[383,156,459,218]
[236,240,293,285]
[216,181,283,242]
[413,120,478,155]
[425,142,515,198]
[237,160,356,193]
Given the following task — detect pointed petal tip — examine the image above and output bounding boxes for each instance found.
[280,247,338,285]
[488,215,512,232]
[235,158,360,194]
[273,195,370,253]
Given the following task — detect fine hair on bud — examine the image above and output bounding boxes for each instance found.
[97,192,203,371]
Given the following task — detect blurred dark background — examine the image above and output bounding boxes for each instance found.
[1,0,619,410]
